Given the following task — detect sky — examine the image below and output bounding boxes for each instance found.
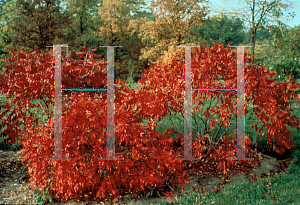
[205,0,300,29]
[138,0,300,31]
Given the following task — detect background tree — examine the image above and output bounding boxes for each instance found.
[190,14,248,49]
[0,0,19,76]
[97,0,160,83]
[264,23,300,97]
[0,0,161,84]
[137,0,211,66]
[243,25,282,66]
[215,0,296,65]
[52,0,106,61]
[8,0,73,55]
[269,24,300,61]
[186,13,250,82]
[0,0,71,76]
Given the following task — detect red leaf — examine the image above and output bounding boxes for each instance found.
[81,46,87,52]
[3,43,300,204]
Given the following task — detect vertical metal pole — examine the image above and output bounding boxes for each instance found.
[46,44,70,161]
[229,46,252,161]
[98,46,123,161]
[175,45,252,161]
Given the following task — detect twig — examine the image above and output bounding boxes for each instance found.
[65,71,92,86]
[166,181,175,192]
[80,72,91,79]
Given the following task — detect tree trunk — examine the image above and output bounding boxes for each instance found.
[127,58,134,84]
[251,0,256,65]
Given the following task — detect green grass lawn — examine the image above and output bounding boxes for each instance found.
[1,82,300,204]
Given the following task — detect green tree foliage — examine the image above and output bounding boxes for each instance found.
[190,14,247,48]
[8,0,73,55]
[0,0,19,76]
[250,38,281,67]
[53,0,158,83]
[244,25,273,42]
[0,0,15,54]
[264,24,300,96]
[0,0,160,84]
[243,26,282,66]
[97,0,161,83]
[54,0,106,61]
[214,0,296,65]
